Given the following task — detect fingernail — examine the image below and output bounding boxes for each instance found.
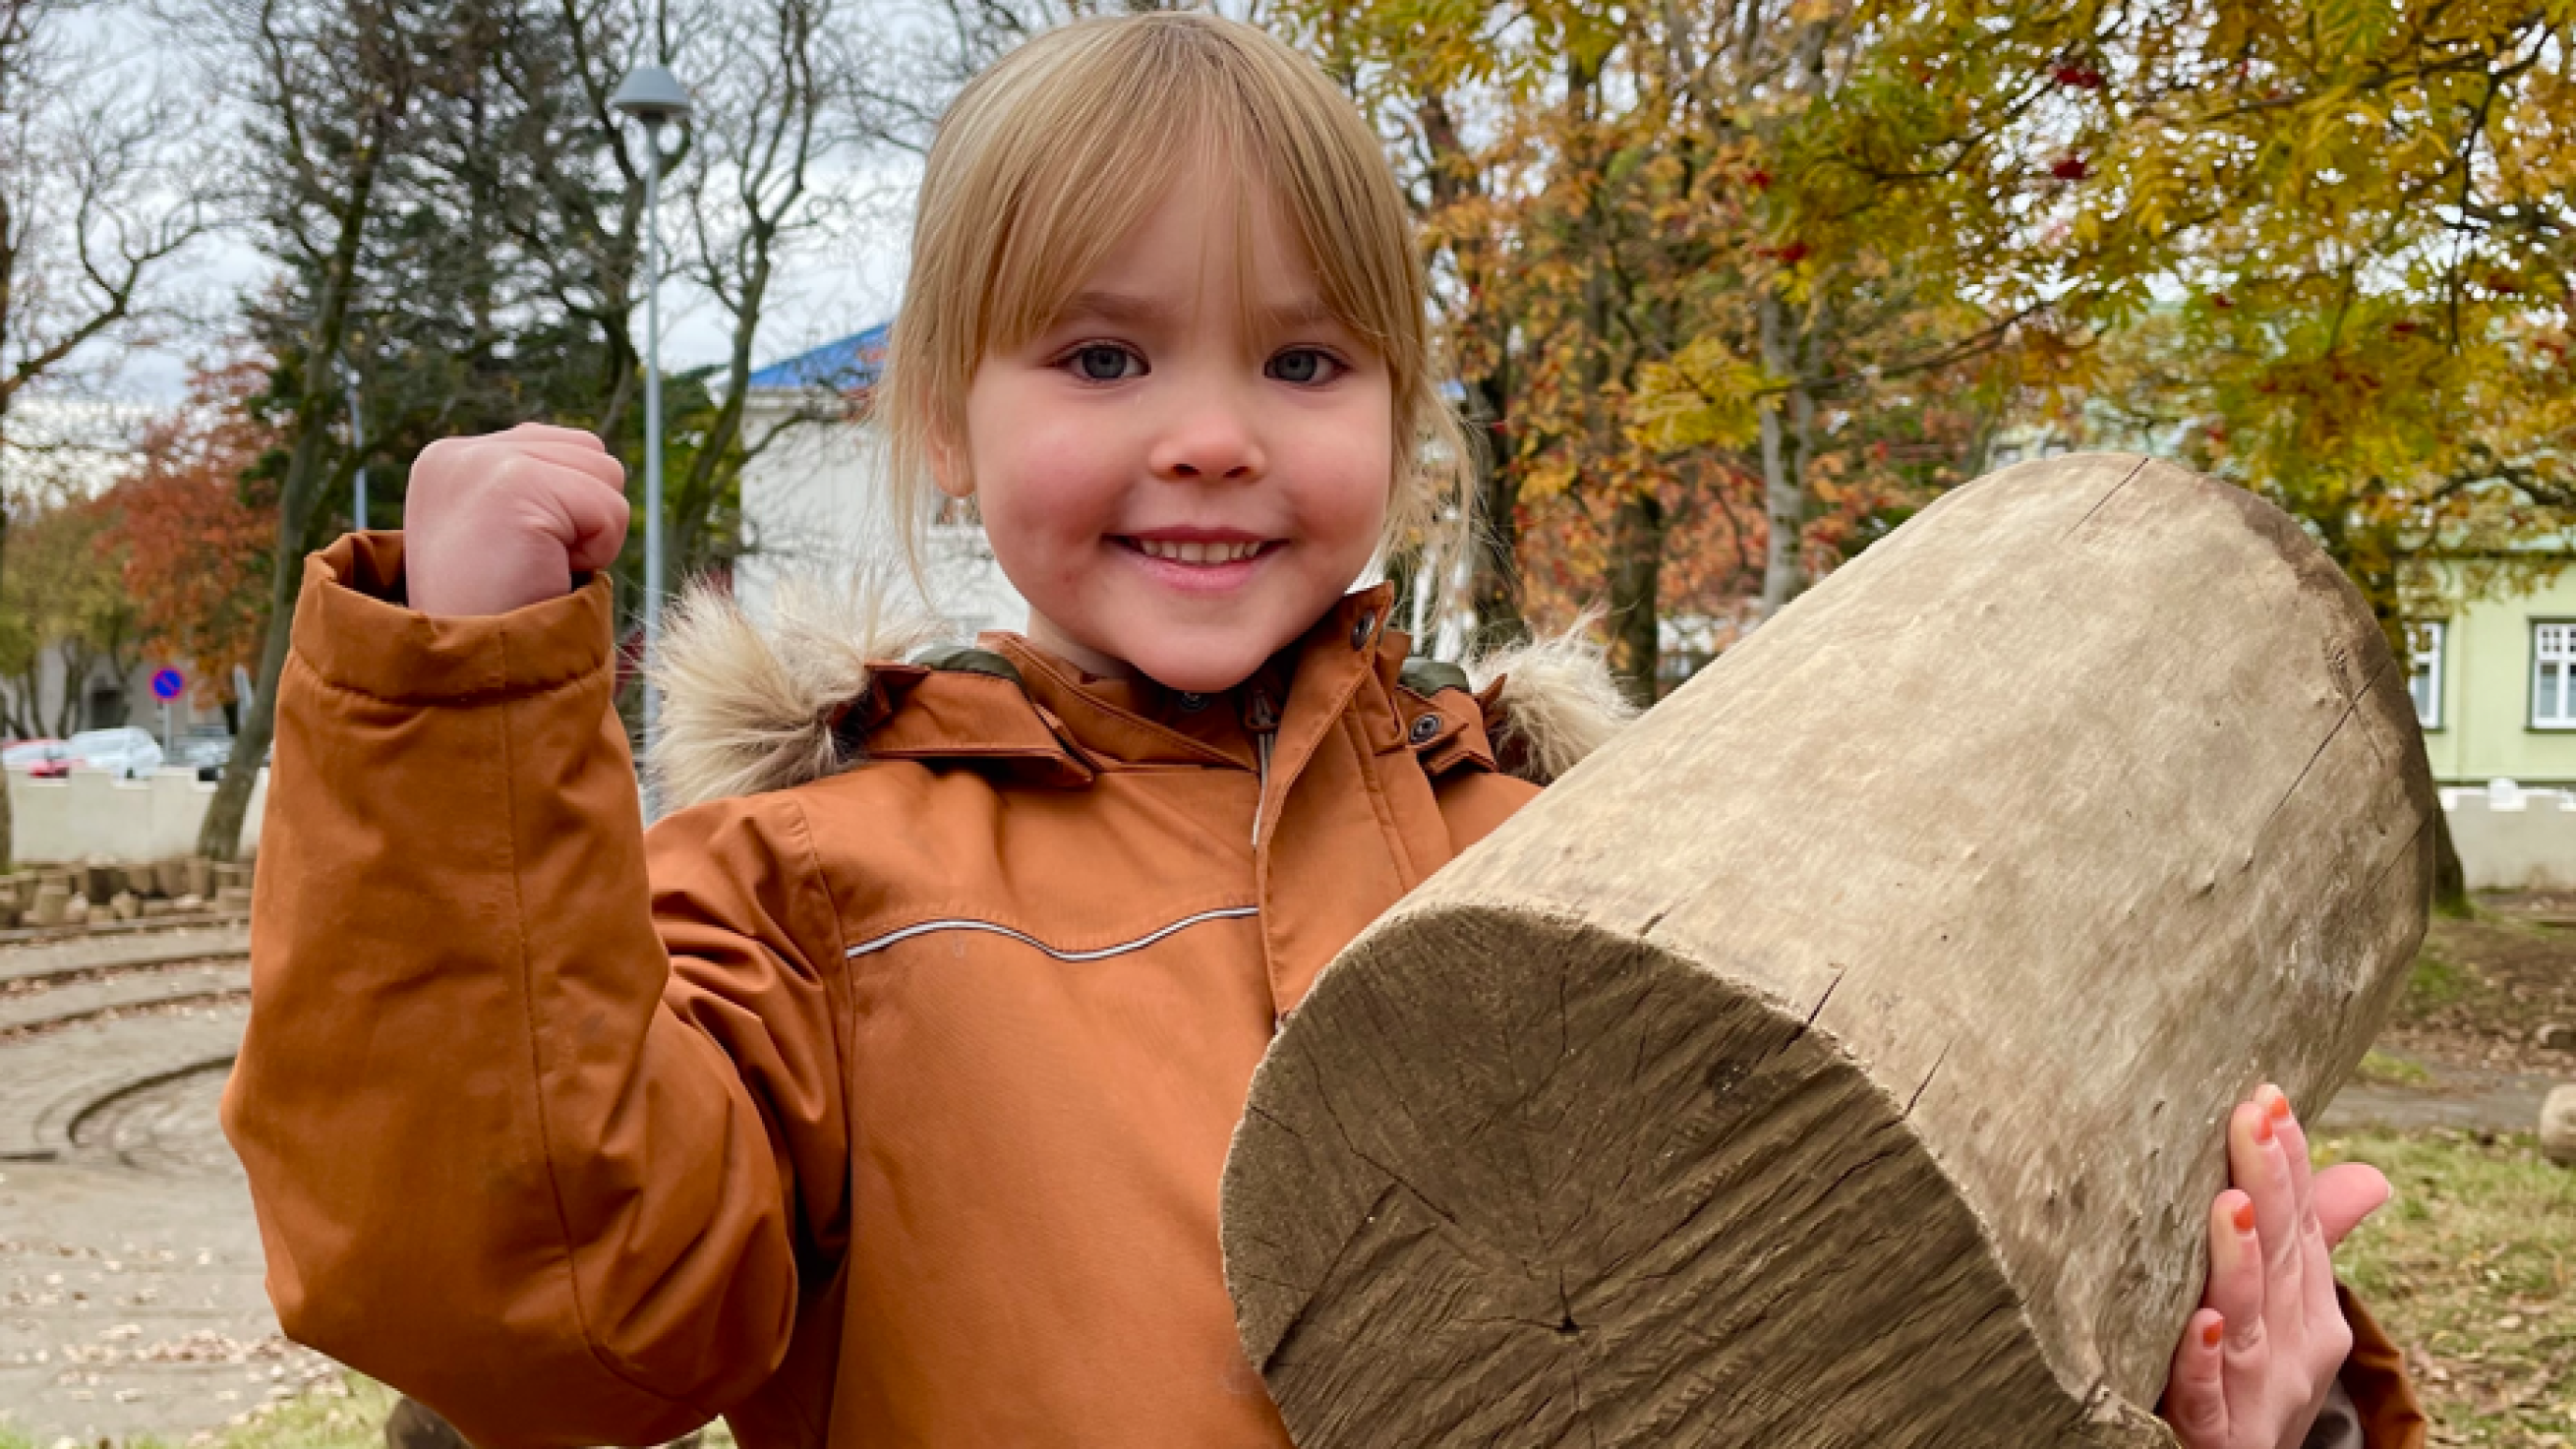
[2264,1087,2292,1123]
[2253,1112,2275,1145]
[2231,1199,2256,1235]
[2201,1316,2224,1350]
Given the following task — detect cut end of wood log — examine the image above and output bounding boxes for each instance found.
[1225,454,2430,1449]
[1226,908,2170,1449]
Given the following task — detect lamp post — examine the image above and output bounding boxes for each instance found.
[342,353,367,532]
[611,63,692,814]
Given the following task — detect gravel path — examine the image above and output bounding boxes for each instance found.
[0,925,252,990]
[2315,1066,2562,1137]
[0,926,331,1447]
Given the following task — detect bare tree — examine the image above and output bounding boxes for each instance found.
[0,0,206,865]
[659,0,880,580]
[194,0,422,860]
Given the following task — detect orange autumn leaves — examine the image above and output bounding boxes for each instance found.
[91,360,279,708]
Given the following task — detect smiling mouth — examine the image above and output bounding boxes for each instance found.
[1119,537,1276,564]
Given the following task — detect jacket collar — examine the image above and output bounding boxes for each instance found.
[850,585,1489,785]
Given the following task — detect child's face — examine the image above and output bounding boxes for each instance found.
[938,168,1396,693]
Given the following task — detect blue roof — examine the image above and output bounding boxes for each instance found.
[747,321,892,391]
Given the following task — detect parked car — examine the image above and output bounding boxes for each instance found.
[175,732,236,782]
[3,738,69,778]
[63,726,165,779]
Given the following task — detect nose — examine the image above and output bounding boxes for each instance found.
[1147,377,1266,483]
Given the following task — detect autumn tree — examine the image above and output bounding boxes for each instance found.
[94,358,280,728]
[0,495,142,739]
[2057,3,2576,623]
[1284,1,2131,700]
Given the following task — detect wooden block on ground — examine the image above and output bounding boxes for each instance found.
[27,883,68,928]
[1224,454,2434,1449]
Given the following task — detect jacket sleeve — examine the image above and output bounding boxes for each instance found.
[220,534,851,1449]
[2337,1284,2429,1449]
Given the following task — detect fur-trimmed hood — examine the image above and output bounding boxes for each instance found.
[648,579,1637,811]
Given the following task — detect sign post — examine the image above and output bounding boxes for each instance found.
[151,668,185,759]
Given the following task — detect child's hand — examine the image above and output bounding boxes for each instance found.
[404,423,630,617]
[2161,1084,2391,1449]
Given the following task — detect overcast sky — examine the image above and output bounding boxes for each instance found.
[66,2,921,409]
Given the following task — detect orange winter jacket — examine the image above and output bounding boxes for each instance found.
[223,532,2425,1449]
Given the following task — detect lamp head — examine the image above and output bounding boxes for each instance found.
[611,65,693,128]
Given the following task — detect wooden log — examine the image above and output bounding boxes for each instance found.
[1223,454,2434,1449]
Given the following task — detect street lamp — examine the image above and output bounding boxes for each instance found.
[612,63,691,814]
[340,351,367,532]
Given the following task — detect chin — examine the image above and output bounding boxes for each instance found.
[1119,633,1283,695]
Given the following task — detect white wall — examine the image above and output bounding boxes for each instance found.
[5,766,265,864]
[2441,784,2576,892]
[734,393,1027,640]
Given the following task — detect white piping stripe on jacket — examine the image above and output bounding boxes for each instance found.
[843,905,1261,961]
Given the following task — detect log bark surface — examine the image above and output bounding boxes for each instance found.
[1222,454,2436,1449]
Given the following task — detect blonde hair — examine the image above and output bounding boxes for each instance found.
[878,12,1471,602]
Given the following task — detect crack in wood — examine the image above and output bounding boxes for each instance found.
[2058,455,2153,541]
[2251,650,2396,849]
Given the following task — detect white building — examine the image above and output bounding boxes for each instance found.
[735,323,1027,641]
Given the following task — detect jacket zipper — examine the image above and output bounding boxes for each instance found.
[1246,685,1280,847]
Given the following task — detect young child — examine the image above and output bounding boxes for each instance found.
[221,14,2423,1449]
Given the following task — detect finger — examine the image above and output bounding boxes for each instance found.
[2263,1085,2316,1234]
[509,441,628,490]
[498,421,609,452]
[2267,1089,2346,1341]
[2203,1188,2271,1413]
[556,477,633,574]
[2312,1162,2391,1249]
[2230,1095,2307,1341]
[2161,1308,2231,1447]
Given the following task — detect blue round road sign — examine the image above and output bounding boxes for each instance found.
[150,667,184,701]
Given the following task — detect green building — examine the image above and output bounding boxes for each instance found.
[2411,567,2576,787]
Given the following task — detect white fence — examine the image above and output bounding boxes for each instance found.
[5,766,265,864]
[2442,782,2576,892]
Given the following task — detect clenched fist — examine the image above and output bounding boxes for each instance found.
[404,423,631,618]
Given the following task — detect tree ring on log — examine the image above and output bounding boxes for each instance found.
[1225,906,2171,1449]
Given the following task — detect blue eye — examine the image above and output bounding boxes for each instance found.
[1069,344,1142,381]
[1267,348,1341,384]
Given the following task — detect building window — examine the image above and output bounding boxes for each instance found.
[2536,622,2576,728]
[2408,621,2443,729]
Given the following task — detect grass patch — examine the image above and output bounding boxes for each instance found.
[2358,1048,2439,1088]
[2404,946,2478,1014]
[0,1375,396,1449]
[2319,1130,2576,1444]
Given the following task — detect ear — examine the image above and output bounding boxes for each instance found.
[929,428,974,501]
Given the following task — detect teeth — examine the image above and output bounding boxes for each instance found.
[1137,539,1261,563]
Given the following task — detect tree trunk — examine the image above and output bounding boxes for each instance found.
[1224,454,2435,1449]
[1603,489,1664,707]
[199,127,389,862]
[0,425,13,870]
[2430,803,2470,916]
[1756,293,1809,619]
[1464,375,1525,656]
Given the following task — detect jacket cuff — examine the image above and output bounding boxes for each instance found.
[2336,1284,2429,1449]
[292,531,615,703]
